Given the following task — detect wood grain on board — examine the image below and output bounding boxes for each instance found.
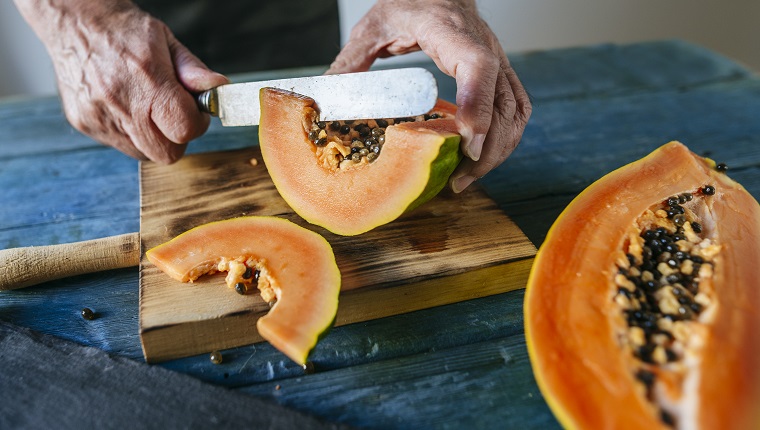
[139,146,535,362]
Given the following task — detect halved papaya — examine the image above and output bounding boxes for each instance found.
[145,216,340,365]
[258,87,462,236]
[525,141,760,429]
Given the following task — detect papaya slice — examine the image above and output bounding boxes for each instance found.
[145,216,341,365]
[258,87,462,236]
[525,141,760,429]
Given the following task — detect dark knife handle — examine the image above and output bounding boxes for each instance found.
[196,89,219,117]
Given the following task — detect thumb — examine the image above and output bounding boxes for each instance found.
[167,34,229,92]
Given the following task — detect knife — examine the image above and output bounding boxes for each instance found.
[196,68,438,126]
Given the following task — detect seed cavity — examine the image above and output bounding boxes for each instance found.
[305,112,449,170]
[216,257,272,302]
[613,190,719,427]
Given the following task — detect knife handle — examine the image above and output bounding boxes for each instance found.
[0,233,140,291]
[196,89,219,117]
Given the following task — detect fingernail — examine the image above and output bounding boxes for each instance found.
[464,133,485,161]
[214,72,231,84]
[451,175,476,193]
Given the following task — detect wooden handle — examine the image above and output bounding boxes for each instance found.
[0,233,140,291]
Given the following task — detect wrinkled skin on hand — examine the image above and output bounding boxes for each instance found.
[14,0,229,163]
[327,0,531,193]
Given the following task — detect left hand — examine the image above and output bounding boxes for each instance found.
[326,0,532,192]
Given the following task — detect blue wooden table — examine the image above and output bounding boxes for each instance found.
[1,40,759,428]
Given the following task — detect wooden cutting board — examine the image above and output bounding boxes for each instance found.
[138,146,536,363]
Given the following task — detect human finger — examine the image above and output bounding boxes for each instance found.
[168,31,230,93]
[325,14,383,74]
[146,32,228,148]
[451,53,531,192]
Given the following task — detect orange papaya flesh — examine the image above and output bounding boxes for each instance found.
[145,216,341,365]
[525,141,760,429]
[258,87,462,236]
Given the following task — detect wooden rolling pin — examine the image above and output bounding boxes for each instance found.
[0,233,140,291]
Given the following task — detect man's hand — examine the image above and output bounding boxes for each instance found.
[327,0,531,192]
[14,0,229,163]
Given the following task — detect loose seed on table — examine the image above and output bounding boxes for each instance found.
[81,307,96,320]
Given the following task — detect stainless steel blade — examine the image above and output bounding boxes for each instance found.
[197,68,438,126]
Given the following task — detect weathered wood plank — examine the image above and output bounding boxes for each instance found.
[484,79,760,245]
[0,98,101,158]
[509,39,753,102]
[0,147,138,248]
[160,288,527,386]
[0,268,142,357]
[240,332,559,430]
[0,266,534,388]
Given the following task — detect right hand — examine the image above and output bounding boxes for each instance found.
[326,0,532,193]
[14,0,229,163]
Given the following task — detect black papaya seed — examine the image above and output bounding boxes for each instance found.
[81,307,95,320]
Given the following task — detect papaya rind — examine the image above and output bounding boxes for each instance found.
[258,87,462,237]
[405,134,463,213]
[525,141,760,429]
[523,142,681,429]
[146,216,341,365]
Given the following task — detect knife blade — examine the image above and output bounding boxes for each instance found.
[197,68,438,126]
